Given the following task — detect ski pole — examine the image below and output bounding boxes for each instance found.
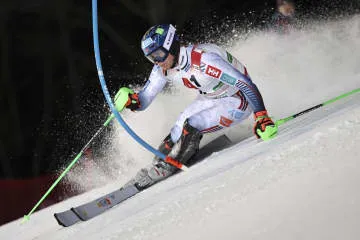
[275,88,360,126]
[22,114,115,223]
[91,0,188,172]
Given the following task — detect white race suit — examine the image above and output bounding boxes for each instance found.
[137,43,267,142]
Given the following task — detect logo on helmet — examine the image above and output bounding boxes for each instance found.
[155,28,164,35]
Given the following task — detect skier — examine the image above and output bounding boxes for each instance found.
[116,24,277,189]
[269,0,296,34]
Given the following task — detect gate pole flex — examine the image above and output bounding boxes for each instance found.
[90,0,187,170]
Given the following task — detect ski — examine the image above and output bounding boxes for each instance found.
[54,134,232,227]
[54,208,81,227]
[54,185,140,227]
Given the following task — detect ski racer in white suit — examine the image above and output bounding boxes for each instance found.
[118,24,278,189]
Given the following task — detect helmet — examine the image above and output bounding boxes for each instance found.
[141,24,180,63]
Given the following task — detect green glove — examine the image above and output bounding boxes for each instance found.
[253,110,278,141]
[114,87,134,112]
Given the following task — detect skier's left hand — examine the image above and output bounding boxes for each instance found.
[253,110,278,141]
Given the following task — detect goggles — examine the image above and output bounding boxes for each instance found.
[145,47,169,63]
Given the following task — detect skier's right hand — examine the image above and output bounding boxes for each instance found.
[114,87,141,112]
[125,93,141,111]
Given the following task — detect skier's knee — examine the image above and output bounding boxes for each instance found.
[170,125,182,143]
[182,119,202,139]
[187,115,203,130]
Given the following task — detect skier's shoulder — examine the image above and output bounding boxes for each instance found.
[190,43,225,64]
[193,43,225,55]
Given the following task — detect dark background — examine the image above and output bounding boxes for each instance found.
[1,0,359,179]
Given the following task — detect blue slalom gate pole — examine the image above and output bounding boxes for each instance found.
[91,0,187,170]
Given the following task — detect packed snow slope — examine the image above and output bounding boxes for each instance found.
[1,15,359,240]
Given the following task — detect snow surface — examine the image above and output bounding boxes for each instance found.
[1,15,359,240]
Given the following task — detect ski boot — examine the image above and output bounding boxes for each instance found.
[127,120,203,190]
